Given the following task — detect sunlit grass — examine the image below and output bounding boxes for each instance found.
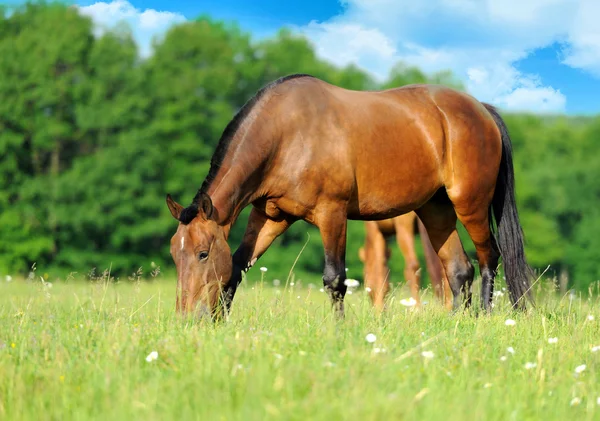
[0,275,599,420]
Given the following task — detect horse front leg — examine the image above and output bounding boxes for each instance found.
[316,205,348,319]
[217,208,295,320]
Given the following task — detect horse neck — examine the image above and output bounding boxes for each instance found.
[205,126,271,231]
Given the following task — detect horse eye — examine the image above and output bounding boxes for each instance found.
[198,251,209,261]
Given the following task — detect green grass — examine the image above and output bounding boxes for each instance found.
[1,275,599,420]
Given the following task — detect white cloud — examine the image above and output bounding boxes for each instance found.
[299,0,600,113]
[78,0,185,58]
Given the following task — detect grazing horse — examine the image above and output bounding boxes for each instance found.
[358,212,453,311]
[165,74,533,320]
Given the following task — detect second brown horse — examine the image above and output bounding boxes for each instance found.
[359,213,453,311]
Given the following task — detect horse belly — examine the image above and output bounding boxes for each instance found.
[348,151,442,220]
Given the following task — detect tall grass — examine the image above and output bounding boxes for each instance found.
[0,273,599,420]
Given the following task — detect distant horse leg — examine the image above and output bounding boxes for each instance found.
[416,198,474,311]
[454,207,500,312]
[317,206,348,318]
[222,208,295,315]
[394,214,422,307]
[417,217,453,310]
[360,221,391,312]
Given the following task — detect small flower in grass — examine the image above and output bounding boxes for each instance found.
[365,287,372,293]
[145,351,158,362]
[505,319,516,326]
[596,396,600,406]
[5,275,12,282]
[591,345,600,353]
[260,267,268,273]
[421,351,434,359]
[524,362,537,370]
[273,279,281,287]
[365,333,377,343]
[10,343,16,349]
[574,364,586,374]
[587,314,594,321]
[347,290,353,295]
[290,282,295,286]
[548,337,558,344]
[345,268,348,272]
[570,397,581,406]
[274,353,283,360]
[400,297,417,307]
[299,350,307,356]
[507,347,515,354]
[483,383,493,389]
[344,279,360,288]
[319,288,324,293]
[500,355,507,362]
[493,290,504,297]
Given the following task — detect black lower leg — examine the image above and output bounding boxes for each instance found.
[480,243,500,312]
[448,260,475,310]
[323,256,347,318]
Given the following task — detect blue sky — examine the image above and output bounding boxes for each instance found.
[70,0,600,115]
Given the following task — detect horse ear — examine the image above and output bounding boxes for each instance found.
[198,193,214,220]
[166,194,184,220]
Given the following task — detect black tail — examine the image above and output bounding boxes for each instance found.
[483,103,534,310]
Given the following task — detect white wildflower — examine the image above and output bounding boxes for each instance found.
[505,319,516,326]
[319,288,324,293]
[272,279,281,287]
[548,337,558,344]
[587,314,595,321]
[500,356,507,362]
[524,362,537,370]
[145,351,158,362]
[260,267,268,272]
[591,345,600,353]
[344,279,360,288]
[483,383,493,389]
[596,396,600,406]
[400,297,417,307]
[493,290,504,297]
[421,351,434,359]
[290,282,295,286]
[570,397,581,406]
[507,347,515,354]
[574,364,586,374]
[6,275,12,282]
[347,290,353,295]
[365,333,377,343]
[365,287,372,293]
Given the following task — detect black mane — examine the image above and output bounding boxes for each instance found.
[178,73,314,224]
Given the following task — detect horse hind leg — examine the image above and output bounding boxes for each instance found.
[416,194,475,311]
[453,204,500,312]
[394,214,422,307]
[417,217,453,310]
[360,221,391,312]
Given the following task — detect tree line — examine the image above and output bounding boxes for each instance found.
[1,3,598,290]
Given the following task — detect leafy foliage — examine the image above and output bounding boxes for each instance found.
[0,3,598,290]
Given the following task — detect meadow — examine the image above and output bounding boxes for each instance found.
[1,272,599,421]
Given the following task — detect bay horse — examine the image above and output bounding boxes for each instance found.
[165,74,533,320]
[358,212,453,311]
